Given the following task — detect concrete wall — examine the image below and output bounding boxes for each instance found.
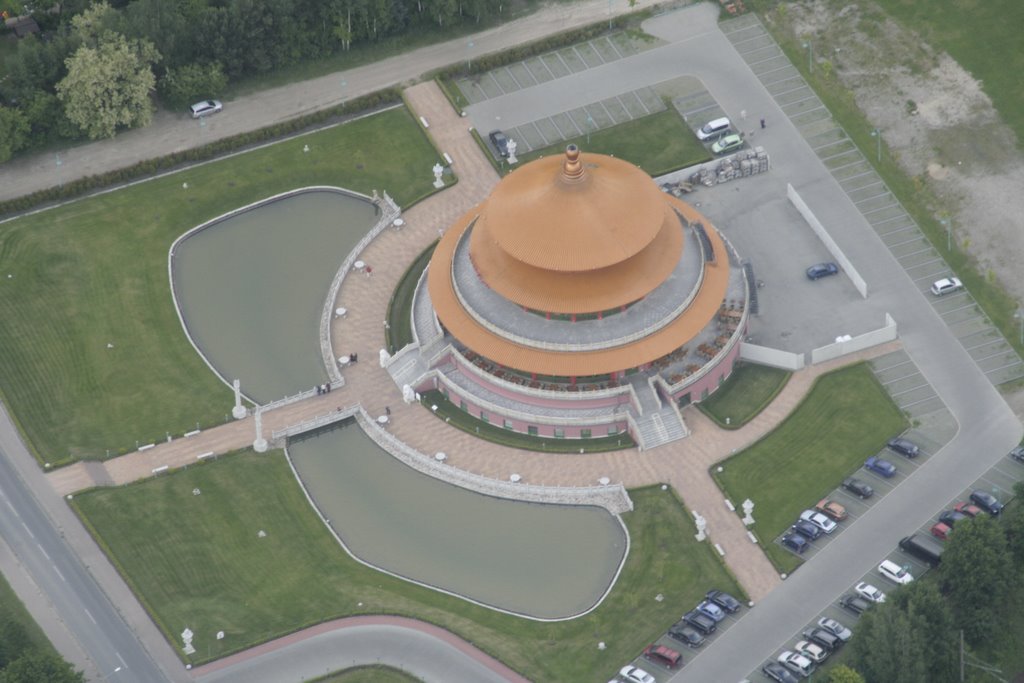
[739,342,807,370]
[787,183,868,299]
[810,313,898,364]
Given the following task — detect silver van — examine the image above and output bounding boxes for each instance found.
[697,117,732,141]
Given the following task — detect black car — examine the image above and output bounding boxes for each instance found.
[488,130,509,157]
[791,519,822,541]
[887,436,920,458]
[1010,446,1024,463]
[805,262,839,280]
[667,621,705,648]
[762,660,800,683]
[781,532,809,554]
[842,477,874,498]
[938,509,968,528]
[802,627,841,652]
[705,589,742,613]
[682,609,717,635]
[970,490,1004,515]
[839,594,871,615]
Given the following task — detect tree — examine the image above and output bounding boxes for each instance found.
[0,650,85,683]
[1001,480,1024,565]
[0,106,30,164]
[158,62,228,109]
[0,618,31,669]
[828,665,866,683]
[56,32,160,139]
[940,514,1012,644]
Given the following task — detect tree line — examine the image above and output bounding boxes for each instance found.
[0,615,83,683]
[0,0,511,160]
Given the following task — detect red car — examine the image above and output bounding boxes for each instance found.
[643,643,683,669]
[931,522,952,541]
[953,501,983,517]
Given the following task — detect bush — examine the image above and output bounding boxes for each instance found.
[158,62,229,110]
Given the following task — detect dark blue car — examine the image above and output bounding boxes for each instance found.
[781,532,809,554]
[864,456,897,478]
[806,262,839,280]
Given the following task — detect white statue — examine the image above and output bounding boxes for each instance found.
[379,348,391,367]
[432,163,445,188]
[181,627,196,655]
[694,513,708,542]
[506,138,518,165]
[742,498,755,526]
[402,384,416,404]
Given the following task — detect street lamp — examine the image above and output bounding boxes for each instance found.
[586,114,595,145]
[466,40,474,71]
[940,216,951,252]
[55,153,63,189]
[1015,306,1023,346]
[870,128,881,163]
[802,41,813,73]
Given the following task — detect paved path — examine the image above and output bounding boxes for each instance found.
[0,0,664,204]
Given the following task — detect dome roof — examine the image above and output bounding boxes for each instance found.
[468,147,682,313]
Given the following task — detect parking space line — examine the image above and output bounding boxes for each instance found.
[812,139,851,155]
[862,202,900,215]
[790,104,827,118]
[488,71,506,95]
[939,301,981,316]
[729,30,769,46]
[587,40,608,65]
[985,359,1024,374]
[529,120,550,146]
[819,148,859,162]
[757,63,796,77]
[903,257,945,271]
[870,213,910,227]
[747,53,787,68]
[830,159,867,173]
[897,246,938,259]
[880,372,922,386]
[684,102,721,118]
[504,66,523,90]
[962,334,1002,350]
[570,45,591,69]
[854,191,893,205]
[889,383,930,397]
[767,77,806,94]
[537,55,557,81]
[773,84,811,99]
[554,51,572,75]
[632,90,651,116]
[884,233,926,248]
[973,347,1016,362]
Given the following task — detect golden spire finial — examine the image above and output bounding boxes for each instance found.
[562,144,585,181]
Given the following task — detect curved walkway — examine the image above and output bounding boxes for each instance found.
[193,616,528,683]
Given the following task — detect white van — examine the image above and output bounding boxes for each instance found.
[696,117,731,141]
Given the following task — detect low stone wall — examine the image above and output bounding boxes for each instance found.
[810,313,898,364]
[740,342,807,370]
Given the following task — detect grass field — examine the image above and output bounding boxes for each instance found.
[421,390,636,453]
[697,362,791,428]
[0,107,441,466]
[314,665,422,683]
[512,109,712,177]
[72,450,743,681]
[713,363,906,572]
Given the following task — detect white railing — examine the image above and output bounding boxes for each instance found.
[261,379,344,413]
[271,405,359,442]
[355,408,633,514]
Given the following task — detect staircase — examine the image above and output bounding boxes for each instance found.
[628,376,689,450]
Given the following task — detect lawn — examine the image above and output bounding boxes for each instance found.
[697,362,791,428]
[712,363,906,573]
[510,109,711,177]
[314,666,421,683]
[421,390,636,453]
[0,107,442,466]
[72,450,743,681]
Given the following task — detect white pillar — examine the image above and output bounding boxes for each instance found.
[253,407,268,453]
[231,379,247,419]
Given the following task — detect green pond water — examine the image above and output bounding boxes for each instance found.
[288,421,628,619]
[171,190,377,403]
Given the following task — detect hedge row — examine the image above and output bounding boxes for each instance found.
[0,88,402,219]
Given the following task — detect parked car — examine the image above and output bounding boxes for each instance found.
[682,609,717,635]
[817,617,853,642]
[899,534,944,566]
[938,509,968,528]
[795,639,829,664]
[855,582,887,603]
[667,620,705,648]
[970,490,1004,515]
[711,133,744,155]
[778,650,816,678]
[799,509,838,534]
[762,661,800,683]
[696,599,726,622]
[696,116,732,141]
[189,99,222,118]
[953,501,983,517]
[839,594,871,615]
[488,130,510,157]
[930,276,963,296]
[930,522,953,541]
[781,532,809,554]
[887,436,920,458]
[842,477,874,498]
[805,262,839,280]
[802,627,841,652]
[815,498,848,521]
[1009,446,1024,463]
[791,519,822,541]
[878,559,914,585]
[864,456,897,478]
[618,665,656,683]
[643,644,682,669]
[705,589,743,613]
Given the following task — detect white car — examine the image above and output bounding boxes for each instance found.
[930,276,962,296]
[794,640,829,664]
[817,616,853,642]
[878,559,915,585]
[799,509,838,534]
[778,650,816,677]
[855,581,887,603]
[190,99,223,118]
[618,665,656,683]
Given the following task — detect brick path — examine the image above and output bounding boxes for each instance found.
[46,80,902,604]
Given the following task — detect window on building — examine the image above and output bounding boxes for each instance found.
[504,419,514,430]
[480,411,489,423]
[459,400,467,411]
[581,429,592,439]
[608,426,619,436]
[554,428,565,438]
[701,388,709,400]
[528,425,538,436]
